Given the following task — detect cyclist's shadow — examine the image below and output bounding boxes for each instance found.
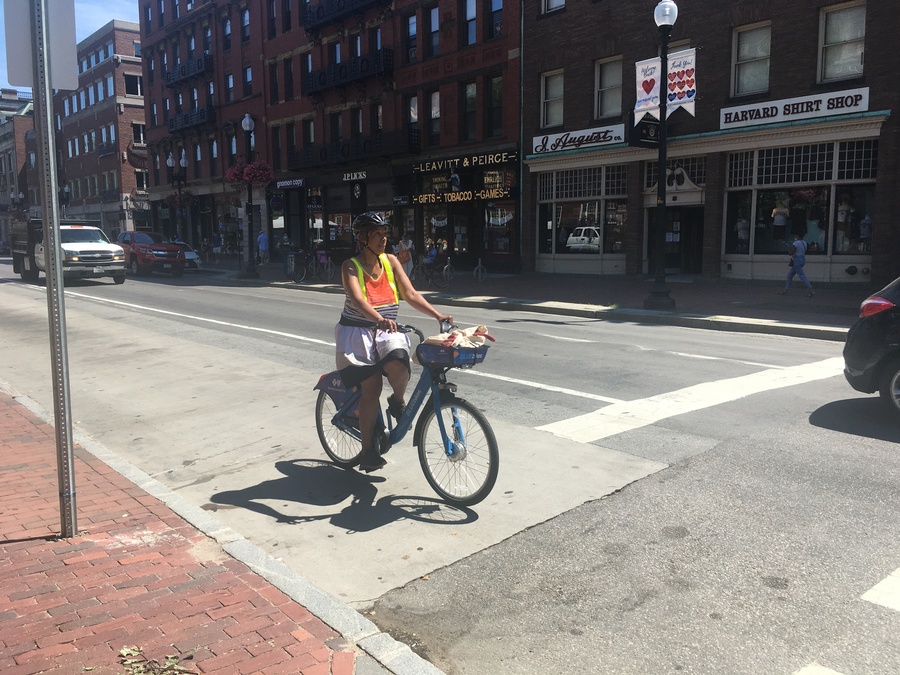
[208,459,477,532]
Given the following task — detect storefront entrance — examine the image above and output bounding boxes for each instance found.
[648,206,704,275]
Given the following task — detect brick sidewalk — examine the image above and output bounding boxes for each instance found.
[0,391,359,675]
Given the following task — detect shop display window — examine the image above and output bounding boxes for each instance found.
[725,191,752,254]
[833,185,874,253]
[753,187,830,255]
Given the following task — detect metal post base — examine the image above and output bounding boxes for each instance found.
[643,280,676,310]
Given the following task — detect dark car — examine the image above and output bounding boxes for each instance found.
[843,276,900,416]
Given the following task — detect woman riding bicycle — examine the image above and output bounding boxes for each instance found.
[334,212,452,472]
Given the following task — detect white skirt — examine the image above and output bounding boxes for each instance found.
[335,323,410,371]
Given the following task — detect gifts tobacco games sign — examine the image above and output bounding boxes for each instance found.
[411,151,518,205]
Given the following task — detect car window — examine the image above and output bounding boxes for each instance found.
[60,228,110,244]
[133,232,165,244]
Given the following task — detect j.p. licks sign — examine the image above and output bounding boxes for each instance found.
[720,87,869,130]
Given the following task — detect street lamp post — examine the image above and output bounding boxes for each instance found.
[240,113,259,278]
[644,0,678,311]
[166,150,189,240]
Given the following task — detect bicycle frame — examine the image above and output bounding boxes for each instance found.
[316,363,462,455]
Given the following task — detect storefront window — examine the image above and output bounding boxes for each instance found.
[484,202,515,255]
[725,190,752,253]
[754,187,830,254]
[834,185,874,253]
[603,200,626,253]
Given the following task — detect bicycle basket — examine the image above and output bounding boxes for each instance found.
[316,250,329,263]
[416,344,489,368]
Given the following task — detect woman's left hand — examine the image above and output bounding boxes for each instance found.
[377,318,397,332]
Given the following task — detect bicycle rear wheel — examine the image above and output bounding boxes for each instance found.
[417,396,498,506]
[293,255,308,282]
[315,390,363,467]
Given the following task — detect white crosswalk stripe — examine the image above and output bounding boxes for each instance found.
[861,567,900,613]
[537,357,845,443]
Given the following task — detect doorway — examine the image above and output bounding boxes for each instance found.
[648,206,704,275]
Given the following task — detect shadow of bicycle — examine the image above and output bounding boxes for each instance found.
[207,458,477,533]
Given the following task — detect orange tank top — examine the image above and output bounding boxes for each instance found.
[364,268,396,308]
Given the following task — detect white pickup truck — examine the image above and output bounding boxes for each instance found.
[12,220,127,284]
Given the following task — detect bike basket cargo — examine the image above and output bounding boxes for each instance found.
[416,344,489,367]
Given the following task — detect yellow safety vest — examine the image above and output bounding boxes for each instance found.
[350,254,400,305]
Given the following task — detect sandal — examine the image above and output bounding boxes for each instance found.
[387,395,406,422]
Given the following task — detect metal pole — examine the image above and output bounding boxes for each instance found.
[644,24,676,311]
[240,127,259,278]
[30,0,77,537]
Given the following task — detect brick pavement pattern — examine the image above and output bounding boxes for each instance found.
[0,391,358,675]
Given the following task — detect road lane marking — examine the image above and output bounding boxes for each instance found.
[537,357,844,443]
[637,345,784,369]
[536,333,595,343]
[64,292,335,347]
[861,568,900,613]
[460,370,624,404]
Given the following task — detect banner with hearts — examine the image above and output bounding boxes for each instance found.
[634,48,697,121]
[667,48,697,117]
[634,56,662,123]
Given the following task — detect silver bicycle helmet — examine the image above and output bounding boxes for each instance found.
[351,212,388,235]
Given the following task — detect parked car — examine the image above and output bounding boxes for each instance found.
[566,226,601,253]
[843,276,900,416]
[116,231,185,277]
[175,242,202,270]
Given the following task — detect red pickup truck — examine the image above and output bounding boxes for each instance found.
[116,231,185,277]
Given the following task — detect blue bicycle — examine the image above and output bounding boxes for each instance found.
[314,323,499,506]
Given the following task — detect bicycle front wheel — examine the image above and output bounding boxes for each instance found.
[417,396,498,506]
[432,264,453,289]
[293,256,308,282]
[315,390,363,467]
[319,258,336,282]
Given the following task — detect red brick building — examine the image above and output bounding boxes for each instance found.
[140,0,521,269]
[53,21,148,239]
[522,0,899,285]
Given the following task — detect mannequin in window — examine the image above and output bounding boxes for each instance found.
[858,215,872,251]
[771,202,789,240]
[836,195,852,251]
[735,217,750,252]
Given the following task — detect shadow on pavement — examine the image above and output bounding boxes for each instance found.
[809,398,900,443]
[207,459,476,532]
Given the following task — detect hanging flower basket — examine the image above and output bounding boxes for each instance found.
[225,160,274,187]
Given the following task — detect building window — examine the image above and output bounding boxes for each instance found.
[223,18,232,50]
[241,9,251,42]
[303,119,315,146]
[594,58,622,119]
[407,95,418,132]
[462,82,476,141]
[428,91,440,146]
[283,0,292,32]
[537,167,628,255]
[284,58,294,100]
[125,74,143,95]
[270,63,279,103]
[203,26,211,53]
[543,0,564,14]
[330,41,341,66]
[464,0,476,46]
[351,34,361,59]
[820,2,865,82]
[272,126,282,171]
[225,73,234,102]
[144,5,153,34]
[406,15,417,63]
[172,0,180,20]
[286,122,296,155]
[330,112,343,143]
[733,24,770,96]
[371,27,382,51]
[373,103,383,132]
[489,0,502,38]
[487,76,502,137]
[193,144,201,178]
[268,0,277,39]
[428,6,440,57]
[209,140,218,176]
[191,86,199,110]
[188,35,195,59]
[157,0,165,28]
[148,57,155,84]
[242,66,252,96]
[207,80,215,106]
[228,134,237,166]
[541,71,563,128]
[351,107,363,137]
[151,102,157,126]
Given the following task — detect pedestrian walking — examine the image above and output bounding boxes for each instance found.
[211,233,222,263]
[779,232,814,297]
[397,233,414,277]
[257,230,269,265]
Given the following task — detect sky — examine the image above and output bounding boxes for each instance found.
[0,0,139,91]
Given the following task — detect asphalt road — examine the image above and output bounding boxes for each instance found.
[1,264,898,675]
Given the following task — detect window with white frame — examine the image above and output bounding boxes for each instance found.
[541,71,563,128]
[733,23,770,95]
[543,0,564,14]
[820,2,865,82]
[594,58,622,119]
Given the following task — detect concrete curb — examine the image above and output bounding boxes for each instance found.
[250,277,849,343]
[0,377,445,675]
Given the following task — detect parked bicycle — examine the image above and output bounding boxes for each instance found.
[309,249,336,282]
[411,254,454,289]
[314,321,499,506]
[473,258,487,284]
[289,249,314,282]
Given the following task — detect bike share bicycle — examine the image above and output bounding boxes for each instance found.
[314,321,499,506]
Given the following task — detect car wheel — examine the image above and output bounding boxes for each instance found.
[113,274,126,285]
[130,258,141,276]
[878,357,900,417]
